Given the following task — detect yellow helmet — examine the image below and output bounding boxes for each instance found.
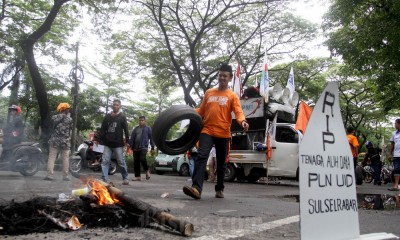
[57,103,71,112]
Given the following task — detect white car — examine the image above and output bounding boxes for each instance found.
[154,151,190,176]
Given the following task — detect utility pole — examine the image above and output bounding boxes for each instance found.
[69,42,84,151]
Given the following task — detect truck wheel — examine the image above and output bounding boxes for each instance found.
[246,174,260,183]
[152,105,203,155]
[224,164,236,182]
[179,163,190,176]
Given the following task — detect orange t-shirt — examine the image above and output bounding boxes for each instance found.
[197,88,246,138]
[347,134,359,157]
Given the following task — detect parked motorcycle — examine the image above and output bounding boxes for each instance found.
[0,142,43,176]
[69,140,117,177]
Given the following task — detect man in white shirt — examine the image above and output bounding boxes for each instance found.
[388,118,400,191]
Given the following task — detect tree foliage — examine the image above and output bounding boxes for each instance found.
[84,48,134,115]
[323,0,400,111]
[113,0,317,106]
[132,76,184,127]
[268,57,335,105]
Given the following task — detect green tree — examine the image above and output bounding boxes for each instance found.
[328,65,389,147]
[1,0,129,146]
[113,0,317,106]
[133,76,184,127]
[323,0,400,111]
[84,49,134,115]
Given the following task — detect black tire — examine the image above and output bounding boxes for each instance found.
[246,174,260,183]
[179,163,190,176]
[364,173,373,183]
[355,166,363,185]
[69,156,83,178]
[152,105,203,155]
[16,151,40,176]
[156,170,165,175]
[224,164,236,182]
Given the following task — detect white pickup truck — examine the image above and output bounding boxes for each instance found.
[225,86,301,182]
[226,123,301,182]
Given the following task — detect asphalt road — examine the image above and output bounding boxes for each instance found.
[0,170,399,240]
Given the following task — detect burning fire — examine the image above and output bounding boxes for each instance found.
[87,179,119,205]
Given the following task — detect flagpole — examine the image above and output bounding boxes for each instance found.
[265,119,270,185]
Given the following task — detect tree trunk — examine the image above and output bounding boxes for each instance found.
[20,0,71,147]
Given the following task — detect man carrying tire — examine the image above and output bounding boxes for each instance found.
[183,63,249,200]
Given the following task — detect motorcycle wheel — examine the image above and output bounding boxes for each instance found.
[364,173,373,183]
[17,151,40,176]
[69,157,83,178]
[108,160,117,175]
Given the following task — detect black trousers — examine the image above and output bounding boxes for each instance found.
[192,133,229,193]
[134,149,149,177]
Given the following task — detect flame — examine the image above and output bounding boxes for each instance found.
[87,179,119,205]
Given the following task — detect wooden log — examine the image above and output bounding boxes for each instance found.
[91,179,194,237]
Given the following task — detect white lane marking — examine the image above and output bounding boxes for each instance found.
[193,215,300,240]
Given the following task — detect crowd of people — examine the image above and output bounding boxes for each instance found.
[347,118,400,191]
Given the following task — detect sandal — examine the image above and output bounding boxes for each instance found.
[388,187,399,191]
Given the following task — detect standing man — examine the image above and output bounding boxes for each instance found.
[347,126,359,171]
[388,118,400,191]
[45,103,72,181]
[183,63,249,199]
[98,99,130,185]
[129,116,155,181]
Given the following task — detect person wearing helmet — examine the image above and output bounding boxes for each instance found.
[363,141,382,185]
[44,103,73,181]
[2,105,24,149]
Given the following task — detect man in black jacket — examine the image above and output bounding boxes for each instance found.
[98,99,130,185]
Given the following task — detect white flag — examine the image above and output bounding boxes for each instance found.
[260,49,269,101]
[286,66,295,97]
[268,113,278,140]
[233,62,242,97]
